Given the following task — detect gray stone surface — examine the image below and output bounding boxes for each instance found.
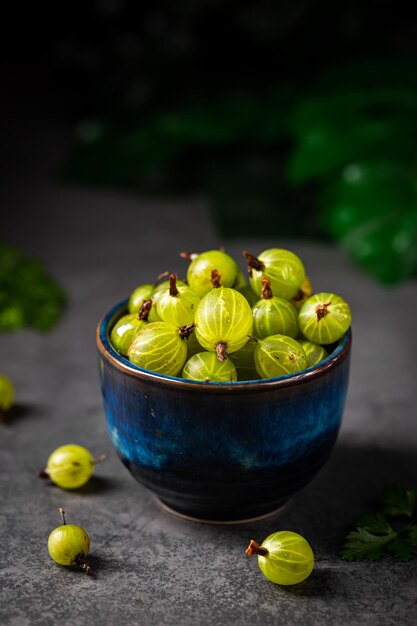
[1,160,417,625]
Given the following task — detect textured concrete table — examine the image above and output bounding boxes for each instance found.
[1,174,417,625]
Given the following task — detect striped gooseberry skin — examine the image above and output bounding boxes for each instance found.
[48,524,90,566]
[128,284,154,314]
[46,445,95,489]
[299,339,329,367]
[252,297,299,339]
[187,250,239,297]
[128,322,187,376]
[157,285,201,326]
[257,531,314,585]
[195,287,253,355]
[254,334,306,378]
[110,314,147,355]
[182,352,237,382]
[248,249,305,300]
[299,292,351,344]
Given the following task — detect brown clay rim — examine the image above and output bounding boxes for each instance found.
[96,300,351,393]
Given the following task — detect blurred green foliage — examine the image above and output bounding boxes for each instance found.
[0,242,66,332]
[289,61,417,285]
[66,59,417,285]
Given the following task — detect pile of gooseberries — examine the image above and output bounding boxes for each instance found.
[109,248,352,382]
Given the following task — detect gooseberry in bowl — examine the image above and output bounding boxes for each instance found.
[96,303,351,522]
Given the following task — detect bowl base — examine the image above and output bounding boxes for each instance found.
[156,497,287,525]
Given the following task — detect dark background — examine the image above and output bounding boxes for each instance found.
[3,0,417,191]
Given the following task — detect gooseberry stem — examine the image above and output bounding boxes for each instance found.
[38,468,49,479]
[59,508,67,525]
[179,251,198,262]
[246,540,269,557]
[75,553,93,576]
[315,301,332,322]
[243,251,265,277]
[247,334,259,342]
[261,277,273,300]
[169,274,179,297]
[138,299,152,321]
[179,323,195,340]
[93,454,107,465]
[211,269,221,288]
[216,342,228,362]
[154,271,169,286]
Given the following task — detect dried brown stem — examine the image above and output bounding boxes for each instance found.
[178,323,195,340]
[246,540,268,557]
[93,454,107,465]
[243,251,265,278]
[38,468,49,479]
[138,299,152,321]
[154,271,169,286]
[315,301,331,322]
[211,269,221,288]
[179,251,198,262]
[292,288,304,303]
[261,277,273,300]
[59,508,67,525]
[169,273,179,297]
[216,342,228,362]
[75,553,93,576]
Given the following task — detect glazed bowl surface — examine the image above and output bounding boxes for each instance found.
[97,300,351,522]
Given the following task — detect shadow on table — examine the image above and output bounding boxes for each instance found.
[1,403,43,425]
[203,440,417,559]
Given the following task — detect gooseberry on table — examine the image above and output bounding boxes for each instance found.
[38,444,106,489]
[0,374,15,423]
[48,508,92,575]
[246,531,314,585]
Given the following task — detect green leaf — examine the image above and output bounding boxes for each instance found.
[406,526,417,547]
[355,512,393,535]
[0,242,66,332]
[382,484,417,518]
[341,527,395,561]
[387,536,416,562]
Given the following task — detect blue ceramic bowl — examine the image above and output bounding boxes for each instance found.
[97,300,351,522]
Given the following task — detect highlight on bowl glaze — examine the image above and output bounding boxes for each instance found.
[97,300,351,522]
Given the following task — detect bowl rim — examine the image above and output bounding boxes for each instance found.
[96,299,351,392]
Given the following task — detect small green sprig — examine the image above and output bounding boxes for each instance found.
[0,241,66,332]
[341,485,417,562]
